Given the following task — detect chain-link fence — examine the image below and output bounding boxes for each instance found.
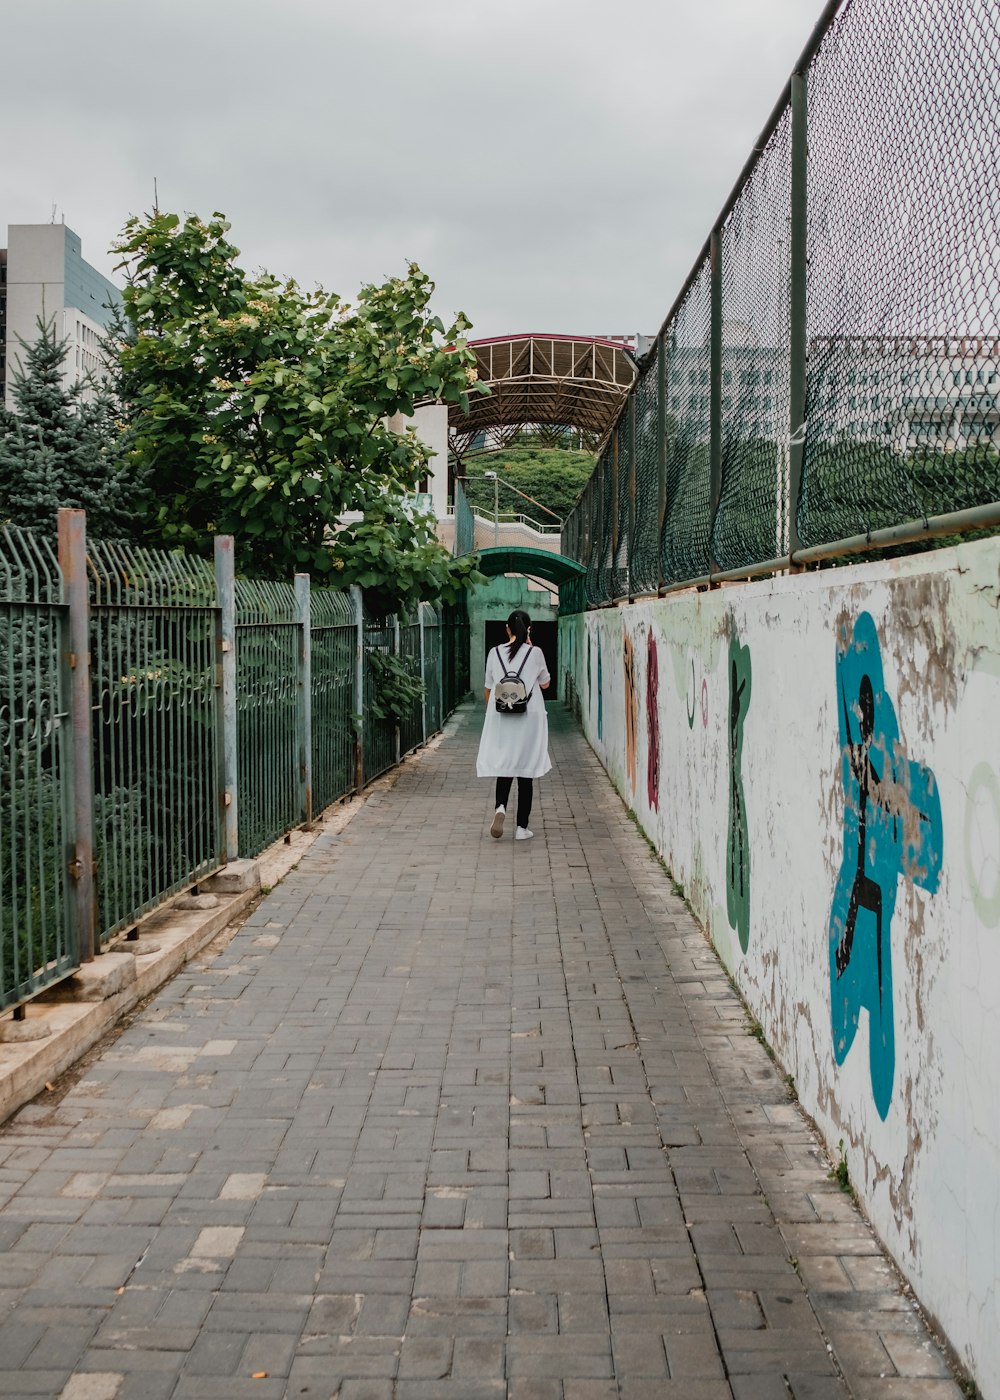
[563,0,1000,604]
[0,515,468,1013]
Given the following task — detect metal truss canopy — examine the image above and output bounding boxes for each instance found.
[449,334,637,456]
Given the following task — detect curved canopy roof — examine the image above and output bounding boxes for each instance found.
[474,546,586,586]
[449,334,637,456]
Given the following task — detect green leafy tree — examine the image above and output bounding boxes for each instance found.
[112,210,485,610]
[0,317,141,538]
[459,443,596,523]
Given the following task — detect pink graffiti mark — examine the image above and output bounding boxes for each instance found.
[646,631,660,812]
[701,677,709,729]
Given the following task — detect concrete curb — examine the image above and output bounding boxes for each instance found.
[0,722,458,1128]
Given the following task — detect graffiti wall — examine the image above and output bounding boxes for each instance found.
[559,536,1000,1392]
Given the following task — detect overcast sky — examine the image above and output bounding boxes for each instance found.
[2,0,821,340]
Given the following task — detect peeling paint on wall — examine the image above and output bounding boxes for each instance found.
[829,610,943,1121]
[965,760,1000,926]
[646,629,660,813]
[624,630,638,795]
[559,536,1000,1392]
[727,626,751,953]
[596,632,603,742]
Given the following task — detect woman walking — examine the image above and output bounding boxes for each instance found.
[476,610,551,841]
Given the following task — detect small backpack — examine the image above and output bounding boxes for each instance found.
[493,645,533,714]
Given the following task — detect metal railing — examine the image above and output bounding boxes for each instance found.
[0,527,75,1009]
[398,615,424,759]
[0,511,470,1015]
[311,587,356,815]
[234,579,301,859]
[563,0,1000,604]
[454,478,475,557]
[89,538,221,941]
[362,615,398,784]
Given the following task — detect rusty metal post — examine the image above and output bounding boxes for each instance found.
[214,536,239,862]
[295,573,313,828]
[58,509,96,962]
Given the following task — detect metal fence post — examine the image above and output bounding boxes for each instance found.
[627,393,637,600]
[393,615,402,767]
[788,69,809,565]
[57,508,96,963]
[352,585,364,790]
[709,226,723,580]
[213,536,239,863]
[419,605,427,742]
[656,332,668,594]
[437,604,445,728]
[610,433,621,600]
[295,573,313,828]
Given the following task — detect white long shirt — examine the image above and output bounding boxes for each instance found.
[476,643,553,779]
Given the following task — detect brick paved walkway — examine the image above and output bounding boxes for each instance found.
[0,704,962,1400]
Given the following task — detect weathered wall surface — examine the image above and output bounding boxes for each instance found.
[559,536,1000,1393]
[468,576,558,692]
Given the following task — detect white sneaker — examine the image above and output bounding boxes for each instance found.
[515,827,533,841]
[490,807,505,839]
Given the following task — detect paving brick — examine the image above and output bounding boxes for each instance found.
[0,705,964,1399]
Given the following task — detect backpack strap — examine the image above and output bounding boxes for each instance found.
[512,647,531,680]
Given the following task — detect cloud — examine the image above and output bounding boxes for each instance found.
[1,0,821,336]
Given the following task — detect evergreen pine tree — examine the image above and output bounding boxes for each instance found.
[0,317,144,539]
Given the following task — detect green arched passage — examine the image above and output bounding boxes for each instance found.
[473,547,585,586]
[471,547,586,616]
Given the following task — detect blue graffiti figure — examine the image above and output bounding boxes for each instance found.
[829,611,943,1120]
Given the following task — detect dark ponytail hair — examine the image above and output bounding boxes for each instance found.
[506,610,530,661]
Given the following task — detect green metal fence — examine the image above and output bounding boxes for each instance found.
[563,0,1000,602]
[362,615,398,783]
[421,604,443,738]
[398,616,424,758]
[88,539,220,940]
[441,596,471,717]
[235,579,301,858]
[0,512,468,1014]
[0,528,76,1008]
[311,587,356,814]
[454,478,475,557]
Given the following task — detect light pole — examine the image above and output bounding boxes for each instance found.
[484,471,499,546]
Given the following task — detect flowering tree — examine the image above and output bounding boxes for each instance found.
[113,211,483,611]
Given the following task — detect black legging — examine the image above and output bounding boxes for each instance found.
[496,777,533,829]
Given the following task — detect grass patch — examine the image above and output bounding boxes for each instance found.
[830,1138,853,1196]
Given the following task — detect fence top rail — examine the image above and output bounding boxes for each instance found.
[87,537,216,609]
[0,526,62,605]
[311,587,355,628]
[235,576,298,625]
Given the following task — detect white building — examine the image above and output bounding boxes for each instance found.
[0,223,121,408]
[661,326,1000,454]
[810,335,1000,454]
